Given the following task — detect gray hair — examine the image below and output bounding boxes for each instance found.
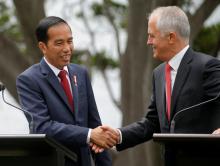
[149,6,190,43]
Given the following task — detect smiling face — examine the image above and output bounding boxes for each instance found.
[39,23,73,69]
[147,16,172,62]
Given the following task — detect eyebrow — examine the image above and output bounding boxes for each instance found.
[54,37,73,42]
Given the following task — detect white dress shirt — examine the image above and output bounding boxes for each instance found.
[44,57,73,94]
[168,45,189,91]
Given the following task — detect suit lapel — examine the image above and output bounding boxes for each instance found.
[40,59,73,114]
[154,64,168,123]
[158,65,166,117]
[68,66,79,114]
[170,48,193,118]
[159,64,167,122]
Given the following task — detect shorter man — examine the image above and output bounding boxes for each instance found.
[16,16,118,166]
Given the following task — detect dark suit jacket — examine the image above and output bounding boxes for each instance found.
[16,58,111,166]
[116,48,220,151]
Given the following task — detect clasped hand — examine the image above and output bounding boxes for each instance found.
[90,125,119,153]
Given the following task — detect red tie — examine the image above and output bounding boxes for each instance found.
[165,63,171,121]
[58,70,74,112]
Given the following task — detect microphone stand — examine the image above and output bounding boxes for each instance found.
[170,92,220,133]
[1,88,34,134]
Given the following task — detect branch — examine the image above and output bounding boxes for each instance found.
[13,0,45,64]
[189,0,220,42]
[101,2,123,111]
[78,1,121,110]
[80,0,97,52]
[100,70,121,110]
[103,2,122,58]
[0,33,30,101]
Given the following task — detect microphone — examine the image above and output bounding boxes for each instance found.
[0,84,34,134]
[0,84,5,91]
[170,92,220,133]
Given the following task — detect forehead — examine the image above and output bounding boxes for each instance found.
[148,16,159,33]
[47,23,72,40]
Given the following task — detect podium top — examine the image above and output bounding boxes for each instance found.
[0,134,45,138]
[153,133,220,155]
[0,134,77,161]
[153,133,220,143]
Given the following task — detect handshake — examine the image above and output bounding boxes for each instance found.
[90,126,120,153]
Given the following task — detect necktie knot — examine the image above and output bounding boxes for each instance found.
[58,70,67,80]
[165,63,171,73]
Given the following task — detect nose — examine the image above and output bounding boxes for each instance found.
[147,36,152,45]
[63,43,73,53]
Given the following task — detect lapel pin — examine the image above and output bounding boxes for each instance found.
[73,75,77,86]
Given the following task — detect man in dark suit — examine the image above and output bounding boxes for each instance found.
[16,16,117,166]
[92,6,220,165]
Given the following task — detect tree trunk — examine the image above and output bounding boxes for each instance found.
[116,0,163,166]
[0,33,29,101]
[189,0,220,43]
[0,0,45,101]
[13,0,45,64]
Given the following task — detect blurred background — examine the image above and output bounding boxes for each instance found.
[0,0,220,165]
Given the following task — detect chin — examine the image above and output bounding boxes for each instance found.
[153,54,158,59]
[153,54,163,61]
[63,61,70,65]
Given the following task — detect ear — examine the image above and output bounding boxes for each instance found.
[168,32,176,44]
[38,42,47,55]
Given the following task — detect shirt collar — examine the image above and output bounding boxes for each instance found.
[44,57,69,77]
[168,45,189,71]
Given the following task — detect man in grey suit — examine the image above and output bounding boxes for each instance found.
[16,16,118,166]
[92,6,220,166]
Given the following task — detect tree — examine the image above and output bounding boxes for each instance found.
[0,0,45,100]
[193,23,220,57]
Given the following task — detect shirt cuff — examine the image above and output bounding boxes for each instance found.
[116,129,122,144]
[87,129,92,144]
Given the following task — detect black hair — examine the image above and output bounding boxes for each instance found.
[35,16,70,43]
